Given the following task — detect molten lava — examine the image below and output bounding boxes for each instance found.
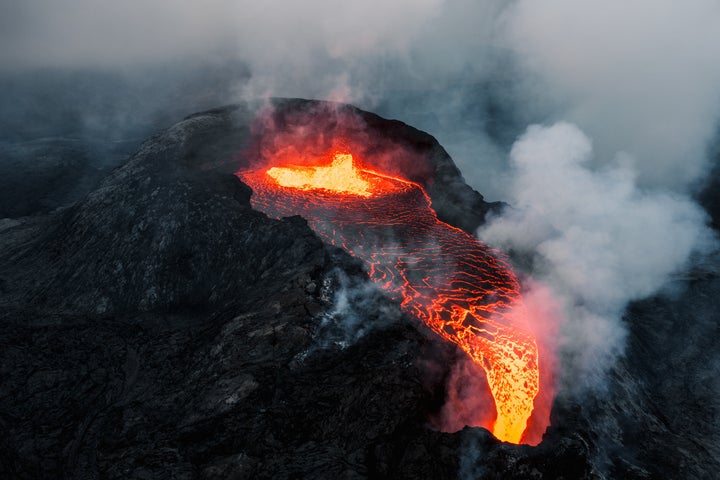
[267,153,372,197]
[239,152,544,444]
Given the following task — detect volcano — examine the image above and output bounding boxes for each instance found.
[1,98,718,479]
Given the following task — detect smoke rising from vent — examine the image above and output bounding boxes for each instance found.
[316,268,402,348]
[479,123,716,391]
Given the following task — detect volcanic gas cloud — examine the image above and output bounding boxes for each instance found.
[239,146,551,444]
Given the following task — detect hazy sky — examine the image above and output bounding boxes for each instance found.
[3,0,720,192]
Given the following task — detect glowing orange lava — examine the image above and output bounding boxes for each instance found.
[238,152,545,444]
[267,153,372,197]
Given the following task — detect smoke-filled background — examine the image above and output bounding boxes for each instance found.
[2,0,720,453]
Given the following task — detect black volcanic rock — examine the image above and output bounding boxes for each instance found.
[12,98,720,479]
[1,107,315,315]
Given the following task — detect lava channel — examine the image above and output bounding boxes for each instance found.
[238,151,545,444]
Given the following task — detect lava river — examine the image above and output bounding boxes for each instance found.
[238,151,545,444]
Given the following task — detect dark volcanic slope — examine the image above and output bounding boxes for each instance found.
[2,99,719,480]
[0,100,591,479]
[0,104,436,478]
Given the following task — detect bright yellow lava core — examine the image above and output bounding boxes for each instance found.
[266,153,372,197]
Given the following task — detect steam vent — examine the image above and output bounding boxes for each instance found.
[3,98,718,479]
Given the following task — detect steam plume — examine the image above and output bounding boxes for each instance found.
[479,123,716,391]
[502,0,720,190]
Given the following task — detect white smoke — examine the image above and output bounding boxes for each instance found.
[501,0,720,191]
[479,122,716,391]
[316,268,402,348]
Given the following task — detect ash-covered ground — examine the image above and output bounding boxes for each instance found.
[1,98,719,479]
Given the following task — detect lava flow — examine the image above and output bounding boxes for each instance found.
[238,151,543,444]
